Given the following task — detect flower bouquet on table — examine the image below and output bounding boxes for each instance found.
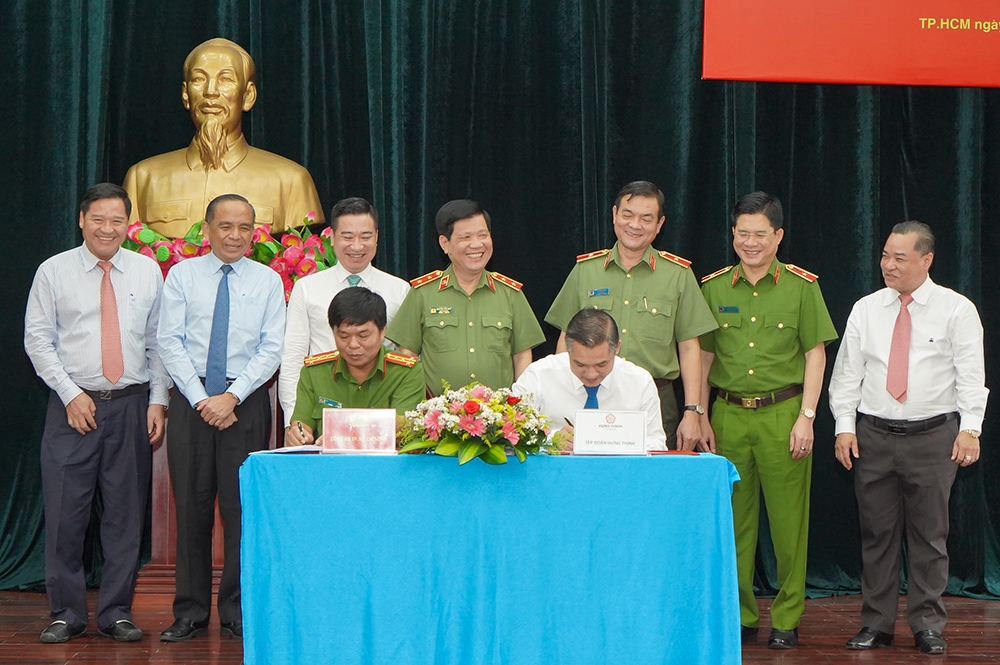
[397,383,555,465]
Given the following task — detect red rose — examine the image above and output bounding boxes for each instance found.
[506,395,521,406]
[463,400,480,415]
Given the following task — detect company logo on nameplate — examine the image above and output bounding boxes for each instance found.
[322,408,397,454]
[573,410,646,455]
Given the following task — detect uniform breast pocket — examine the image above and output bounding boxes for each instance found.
[715,312,743,331]
[482,315,513,352]
[146,200,191,224]
[423,316,459,353]
[583,294,615,311]
[128,294,156,337]
[764,312,799,337]
[636,299,676,341]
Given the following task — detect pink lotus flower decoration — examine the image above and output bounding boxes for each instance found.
[295,257,318,278]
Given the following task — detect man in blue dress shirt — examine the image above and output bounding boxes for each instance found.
[25,183,170,644]
[156,194,285,641]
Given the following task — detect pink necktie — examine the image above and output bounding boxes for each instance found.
[99,261,124,384]
[886,293,913,402]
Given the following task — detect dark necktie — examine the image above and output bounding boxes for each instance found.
[205,264,234,395]
[584,385,600,409]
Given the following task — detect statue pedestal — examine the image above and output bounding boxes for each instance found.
[135,380,281,594]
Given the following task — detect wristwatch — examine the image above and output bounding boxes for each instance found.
[961,429,981,439]
[684,404,705,415]
[799,408,816,419]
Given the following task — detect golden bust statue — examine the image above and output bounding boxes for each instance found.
[123,38,324,237]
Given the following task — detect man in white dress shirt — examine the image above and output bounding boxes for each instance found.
[279,197,409,441]
[512,308,666,450]
[25,183,170,644]
[829,221,988,655]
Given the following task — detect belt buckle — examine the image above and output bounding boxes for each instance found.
[98,390,113,401]
[741,397,760,409]
[886,421,907,435]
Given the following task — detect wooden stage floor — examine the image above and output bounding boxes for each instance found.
[1,590,998,663]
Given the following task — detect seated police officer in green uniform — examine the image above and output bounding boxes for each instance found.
[285,287,425,445]
[386,199,545,395]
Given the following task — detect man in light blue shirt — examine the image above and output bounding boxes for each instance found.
[157,194,285,642]
[25,183,170,644]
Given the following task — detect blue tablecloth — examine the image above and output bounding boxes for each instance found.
[240,454,741,665]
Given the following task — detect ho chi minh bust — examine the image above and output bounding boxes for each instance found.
[123,38,324,237]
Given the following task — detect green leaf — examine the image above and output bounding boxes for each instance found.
[481,444,508,465]
[434,441,461,457]
[512,446,527,463]
[183,220,205,242]
[398,440,439,453]
[457,441,487,465]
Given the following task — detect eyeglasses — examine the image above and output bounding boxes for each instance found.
[734,230,776,241]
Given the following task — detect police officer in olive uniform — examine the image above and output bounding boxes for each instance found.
[545,181,718,449]
[386,200,545,395]
[286,288,425,444]
[698,192,837,650]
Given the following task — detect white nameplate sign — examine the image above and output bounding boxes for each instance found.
[321,408,397,455]
[572,410,646,455]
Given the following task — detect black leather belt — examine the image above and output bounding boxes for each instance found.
[83,382,149,401]
[862,412,957,435]
[718,385,804,410]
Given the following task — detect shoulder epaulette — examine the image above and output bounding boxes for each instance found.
[490,272,523,291]
[304,350,340,366]
[385,352,418,368]
[576,249,611,262]
[785,264,818,282]
[700,266,734,283]
[410,270,443,288]
[658,250,692,268]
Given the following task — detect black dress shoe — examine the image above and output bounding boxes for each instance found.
[740,625,759,644]
[768,627,798,649]
[98,619,142,642]
[160,617,209,642]
[914,629,946,654]
[220,620,242,639]
[40,620,87,644]
[845,626,894,649]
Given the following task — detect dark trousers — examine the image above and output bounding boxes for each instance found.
[167,385,271,624]
[855,415,959,635]
[40,390,151,630]
[656,382,679,450]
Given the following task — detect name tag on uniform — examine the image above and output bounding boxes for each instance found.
[588,288,610,297]
[718,306,739,313]
[429,307,453,314]
[318,397,342,408]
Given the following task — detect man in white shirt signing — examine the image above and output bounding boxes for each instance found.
[828,221,988,656]
[512,308,666,450]
[279,197,410,443]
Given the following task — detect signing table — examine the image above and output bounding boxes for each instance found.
[240,454,740,665]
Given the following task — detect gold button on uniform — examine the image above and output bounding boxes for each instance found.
[778,323,784,329]
[750,316,756,323]
[753,291,758,297]
[651,308,657,313]
[749,342,755,347]
[622,328,627,334]
[468,321,473,327]
[469,348,475,353]
[624,300,629,305]
[496,321,502,327]
[723,323,729,328]
[748,369,754,375]
[439,321,445,326]
[470,373,476,379]
[626,273,632,278]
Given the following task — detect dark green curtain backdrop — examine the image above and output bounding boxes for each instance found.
[2,0,998,599]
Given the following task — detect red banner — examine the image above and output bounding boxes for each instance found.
[703,0,1000,87]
